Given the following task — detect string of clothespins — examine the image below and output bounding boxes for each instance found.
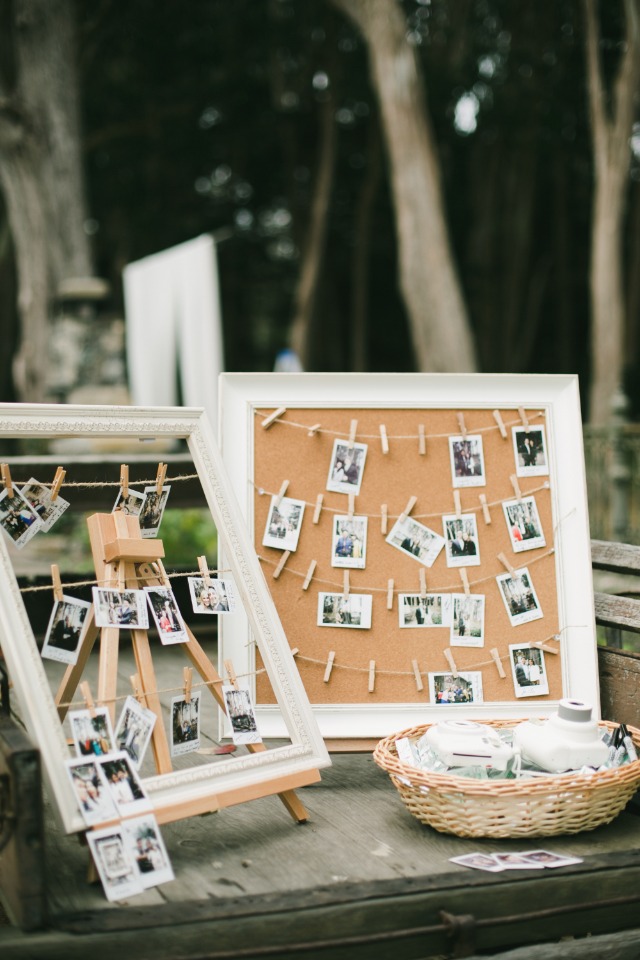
[0,460,198,494]
[20,561,231,596]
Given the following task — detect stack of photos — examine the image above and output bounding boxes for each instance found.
[262,495,306,551]
[450,850,582,873]
[92,588,150,629]
[21,476,69,532]
[138,485,171,538]
[331,515,368,569]
[503,497,546,553]
[318,592,373,629]
[509,644,550,697]
[385,515,445,568]
[171,690,201,756]
[69,707,116,758]
[442,513,481,567]
[450,594,485,647]
[222,685,262,745]
[41,595,92,664]
[114,695,156,769]
[0,487,42,549]
[188,576,236,614]
[449,435,486,488]
[428,671,484,705]
[513,426,549,477]
[496,568,543,626]
[87,814,174,902]
[326,439,368,495]
[113,486,145,516]
[398,593,450,628]
[145,586,188,645]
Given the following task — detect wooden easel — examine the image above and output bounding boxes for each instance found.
[54,511,312,824]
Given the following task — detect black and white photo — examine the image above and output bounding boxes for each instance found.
[450,594,485,647]
[66,757,118,827]
[262,495,306,552]
[112,486,145,517]
[222,685,262,744]
[115,695,156,769]
[513,426,549,477]
[138,484,171,538]
[0,487,42,549]
[92,588,149,629]
[41,595,92,665]
[442,513,481,567]
[318,592,373,629]
[385,515,445,568]
[124,814,174,889]
[171,690,201,756]
[87,826,143,901]
[331,515,368,569]
[497,568,544,626]
[429,671,484,705]
[21,477,69,532]
[398,593,450,628]
[188,576,236,614]
[98,751,151,816]
[69,707,116,758]
[503,496,546,553]
[145,586,187,645]
[449,435,486,488]
[509,644,549,698]
[326,439,368,495]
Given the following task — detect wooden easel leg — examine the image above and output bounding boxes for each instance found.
[55,613,99,721]
[130,629,173,774]
[97,626,121,726]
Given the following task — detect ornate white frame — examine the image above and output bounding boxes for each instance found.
[0,403,329,834]
[219,372,599,738]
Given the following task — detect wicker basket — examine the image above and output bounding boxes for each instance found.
[373,719,640,838]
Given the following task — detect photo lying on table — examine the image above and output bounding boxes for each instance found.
[493,852,545,870]
[450,594,485,647]
[513,426,549,477]
[326,439,368,495]
[115,695,156,769]
[509,644,549,698]
[188,576,236,614]
[449,435,486,488]
[385,515,445,568]
[222,685,262,744]
[262,495,306,552]
[41,595,92,665]
[124,814,175,889]
[112,487,145,517]
[138,484,171,538]
[65,756,118,827]
[449,853,506,873]
[20,477,69,532]
[69,706,116,758]
[145,586,188,645]
[318,592,373,629]
[331,514,368,569]
[0,487,42,549]
[442,513,481,567]
[496,568,543,626]
[429,671,484,705]
[92,588,149,629]
[398,593,450,628]
[523,850,583,868]
[87,825,143,902]
[97,751,151,817]
[503,496,546,553]
[170,690,201,756]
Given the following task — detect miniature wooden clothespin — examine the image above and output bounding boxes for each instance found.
[290,647,299,658]
[490,648,506,678]
[323,651,336,683]
[120,464,129,499]
[154,558,171,587]
[412,659,424,692]
[302,559,317,591]
[510,474,522,501]
[379,424,389,455]
[347,419,358,451]
[479,493,491,524]
[1,463,13,498]
[460,569,470,597]
[387,578,394,610]
[274,480,289,508]
[198,555,212,587]
[532,640,560,655]
[273,550,291,579]
[453,490,462,518]
[381,503,388,535]
[443,648,458,676]
[183,666,193,704]
[51,563,64,603]
[398,496,417,524]
[368,660,376,693]
[498,552,517,577]
[343,570,350,598]
[518,407,530,433]
[307,422,321,437]
[418,424,426,456]
[117,559,127,592]
[261,407,286,429]
[419,569,427,598]
[492,410,508,439]
[313,494,323,524]
[156,462,167,496]
[456,413,468,438]
[224,659,239,689]
[347,493,355,519]
[80,680,97,719]
[130,673,143,703]
[50,467,66,502]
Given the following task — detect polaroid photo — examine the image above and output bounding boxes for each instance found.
[449,435,486,488]
[41,595,92,665]
[442,513,481,567]
[428,671,484,705]
[521,850,583,869]
[112,486,145,517]
[20,477,69,532]
[170,690,201,756]
[509,644,550,698]
[115,695,156,769]
[497,567,544,626]
[222,685,262,745]
[492,852,545,870]
[92,588,150,629]
[0,487,43,549]
[398,593,450,628]
[385,515,446,568]
[123,814,174,890]
[188,576,236,614]
[318,592,373,629]
[450,594,485,647]
[69,706,116,759]
[513,425,549,477]
[326,439,368,495]
[331,515,368,569]
[449,853,505,873]
[145,586,188,645]
[87,826,143,902]
[262,495,306,552]
[138,484,171,538]
[97,751,151,817]
[503,496,546,553]
[65,756,118,827]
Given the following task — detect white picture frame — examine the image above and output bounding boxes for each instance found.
[0,403,330,834]
[219,372,599,739]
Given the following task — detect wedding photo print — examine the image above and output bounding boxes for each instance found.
[112,486,145,516]
[509,644,550,697]
[138,484,171,538]
[65,757,118,827]
[124,814,175,889]
[41,595,92,665]
[223,685,261,744]
[449,435,486,488]
[450,594,485,647]
[262,495,306,552]
[331,515,368,569]
[69,707,116,758]
[503,496,546,553]
[171,691,201,756]
[513,426,549,477]
[114,695,156,769]
[145,586,187,645]
[21,476,69,531]
[87,826,143,902]
[429,671,484,705]
[318,592,373,629]
[0,487,42,549]
[98,752,151,817]
[398,593,448,628]
[385,515,445,568]
[497,568,544,626]
[442,513,481,567]
[326,439,368,495]
[188,576,236,614]
[92,588,149,629]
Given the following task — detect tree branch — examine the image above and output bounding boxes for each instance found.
[583,0,607,165]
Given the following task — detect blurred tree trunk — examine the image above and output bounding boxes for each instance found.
[0,0,92,401]
[330,0,476,372]
[584,0,640,424]
[351,118,382,371]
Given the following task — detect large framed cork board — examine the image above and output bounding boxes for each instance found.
[219,373,598,740]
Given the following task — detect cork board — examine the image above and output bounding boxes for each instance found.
[219,374,599,739]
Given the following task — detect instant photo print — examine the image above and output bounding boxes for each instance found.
[92,588,149,629]
[171,691,201,757]
[188,576,236,614]
[331,515,368,569]
[145,586,188,645]
[317,592,373,629]
[20,477,69,532]
[326,439,368,495]
[41,595,92,665]
[262,495,306,552]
